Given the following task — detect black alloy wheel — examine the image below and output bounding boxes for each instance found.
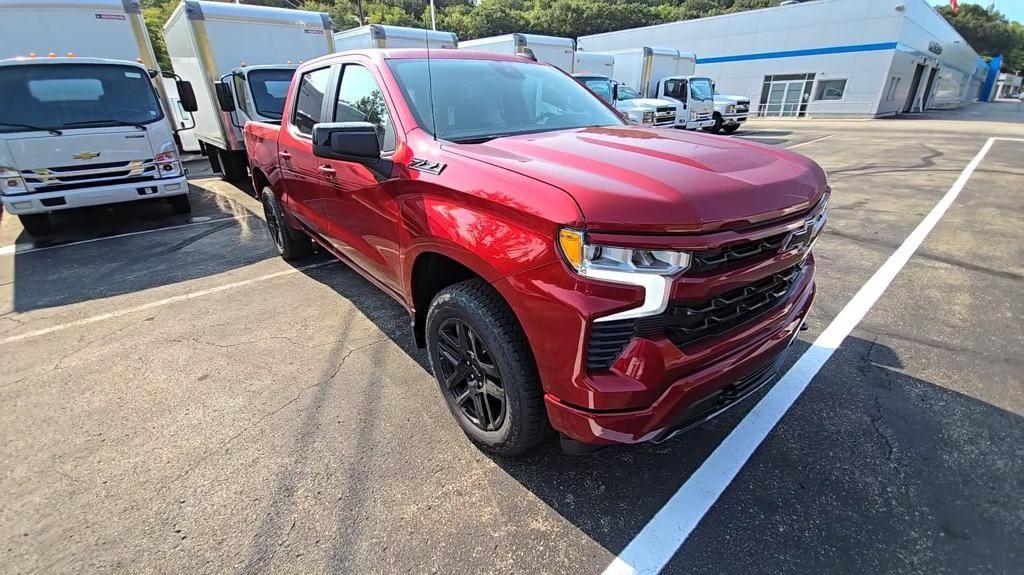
[260,186,311,260]
[435,317,507,432]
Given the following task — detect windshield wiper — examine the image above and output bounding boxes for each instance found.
[0,122,62,136]
[61,119,147,131]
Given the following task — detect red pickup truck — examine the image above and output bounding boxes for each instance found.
[244,49,828,456]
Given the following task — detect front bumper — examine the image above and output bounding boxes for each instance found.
[679,119,716,130]
[722,114,748,125]
[543,271,813,445]
[1,176,188,215]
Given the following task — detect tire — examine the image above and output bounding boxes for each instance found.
[168,194,192,214]
[260,185,311,261]
[705,115,723,134]
[18,213,52,237]
[722,123,740,134]
[426,279,551,456]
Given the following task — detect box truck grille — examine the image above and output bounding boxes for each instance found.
[22,159,158,192]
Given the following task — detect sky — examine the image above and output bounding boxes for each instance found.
[950,1,1024,24]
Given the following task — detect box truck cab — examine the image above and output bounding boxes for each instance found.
[334,24,457,51]
[163,0,333,183]
[654,75,717,131]
[0,0,195,237]
[606,47,714,130]
[459,33,575,73]
[574,75,676,128]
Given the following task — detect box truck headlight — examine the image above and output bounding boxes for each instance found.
[155,143,180,177]
[689,111,699,121]
[725,105,736,114]
[558,228,691,320]
[0,167,25,195]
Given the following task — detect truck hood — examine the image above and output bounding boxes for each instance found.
[445,126,827,233]
[4,128,160,171]
[713,94,750,105]
[620,98,675,110]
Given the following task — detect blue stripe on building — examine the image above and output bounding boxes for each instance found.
[696,42,899,64]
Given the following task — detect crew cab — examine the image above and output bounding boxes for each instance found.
[244,50,828,456]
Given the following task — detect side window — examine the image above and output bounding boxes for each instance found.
[232,74,250,115]
[334,65,396,151]
[292,67,331,136]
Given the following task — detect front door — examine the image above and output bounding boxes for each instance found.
[319,62,402,294]
[903,63,926,113]
[765,80,805,117]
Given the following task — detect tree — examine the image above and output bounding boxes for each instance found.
[935,3,1024,71]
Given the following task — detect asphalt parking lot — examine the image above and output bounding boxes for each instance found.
[2,102,1022,575]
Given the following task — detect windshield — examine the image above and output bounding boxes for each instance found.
[387,58,623,142]
[616,85,641,101]
[247,68,295,119]
[581,78,613,103]
[690,78,714,101]
[0,63,162,133]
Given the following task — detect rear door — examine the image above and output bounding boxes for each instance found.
[276,65,336,234]
[319,62,402,293]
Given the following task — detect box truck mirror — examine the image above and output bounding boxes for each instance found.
[215,82,236,113]
[177,80,199,113]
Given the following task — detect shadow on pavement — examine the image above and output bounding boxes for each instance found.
[283,260,1024,573]
[7,185,269,312]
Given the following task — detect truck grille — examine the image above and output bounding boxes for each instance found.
[690,231,789,273]
[584,264,804,370]
[21,159,158,192]
[655,106,676,126]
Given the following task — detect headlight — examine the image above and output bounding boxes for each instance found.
[558,228,690,321]
[0,166,25,195]
[725,105,736,114]
[689,111,699,121]
[155,142,180,177]
[641,111,655,125]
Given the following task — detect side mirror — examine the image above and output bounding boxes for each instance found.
[612,84,620,101]
[312,122,380,164]
[215,81,235,112]
[176,80,198,112]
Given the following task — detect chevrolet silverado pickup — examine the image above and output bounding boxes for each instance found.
[244,50,828,456]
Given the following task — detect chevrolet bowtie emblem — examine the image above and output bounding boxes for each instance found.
[72,151,101,160]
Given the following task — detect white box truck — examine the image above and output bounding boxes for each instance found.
[646,51,747,134]
[573,51,614,76]
[605,47,715,131]
[163,0,333,183]
[459,34,575,73]
[0,0,196,237]
[334,24,457,51]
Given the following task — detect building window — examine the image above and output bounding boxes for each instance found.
[814,79,847,101]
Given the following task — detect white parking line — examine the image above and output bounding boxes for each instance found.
[0,214,254,257]
[786,134,834,149]
[0,261,335,346]
[601,136,1005,575]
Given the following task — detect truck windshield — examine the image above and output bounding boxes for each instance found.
[0,63,162,133]
[616,85,642,101]
[580,78,613,103]
[247,68,294,119]
[689,78,714,102]
[387,58,623,143]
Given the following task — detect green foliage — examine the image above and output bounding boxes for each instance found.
[935,3,1024,71]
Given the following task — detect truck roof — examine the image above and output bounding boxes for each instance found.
[0,56,150,69]
[164,0,331,32]
[334,24,457,44]
[301,48,544,68]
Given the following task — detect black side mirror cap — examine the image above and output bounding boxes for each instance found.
[312,122,381,164]
[176,80,198,112]
[214,81,235,113]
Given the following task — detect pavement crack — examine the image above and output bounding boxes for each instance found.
[869,394,897,464]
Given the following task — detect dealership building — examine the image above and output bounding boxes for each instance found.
[578,0,991,118]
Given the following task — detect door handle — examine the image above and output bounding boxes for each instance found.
[278,151,292,160]
[318,165,336,178]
